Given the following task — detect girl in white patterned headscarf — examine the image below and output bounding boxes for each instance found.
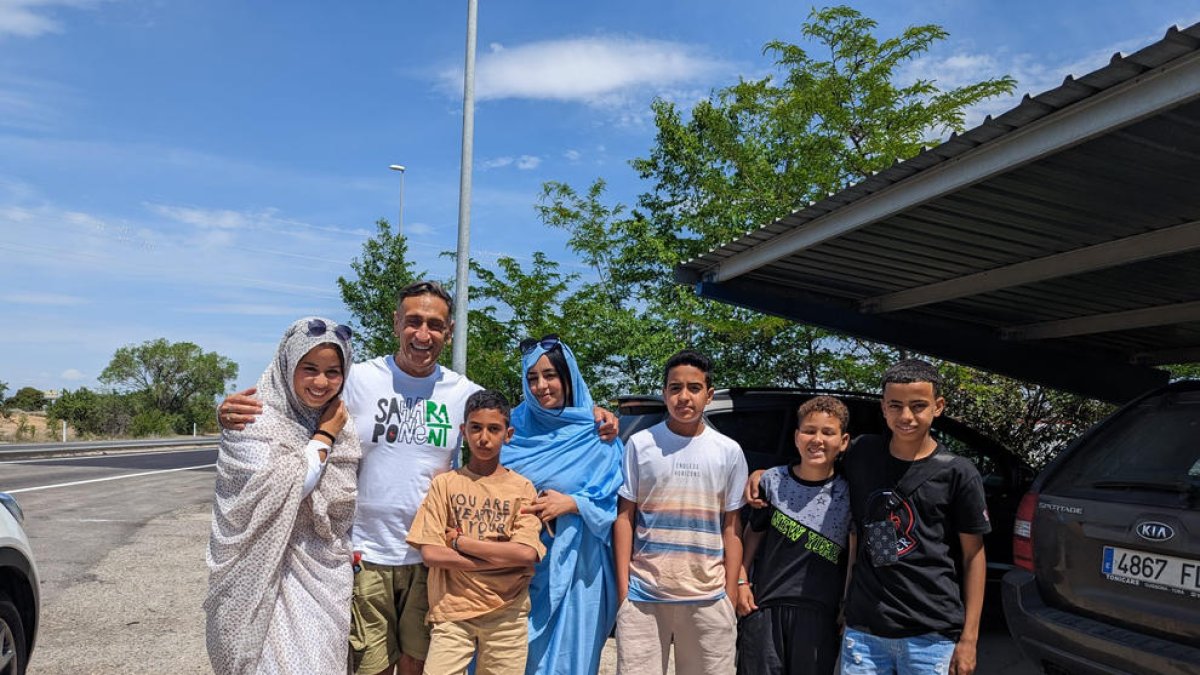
[205,317,362,674]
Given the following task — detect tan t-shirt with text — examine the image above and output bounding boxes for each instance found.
[407,466,545,622]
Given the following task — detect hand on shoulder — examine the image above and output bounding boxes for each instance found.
[217,387,262,431]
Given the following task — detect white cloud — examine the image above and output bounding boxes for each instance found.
[0,76,68,131]
[0,200,353,301]
[905,18,1200,132]
[404,221,435,237]
[563,149,581,162]
[144,202,370,239]
[60,368,85,380]
[0,0,100,38]
[441,36,729,106]
[480,156,514,170]
[480,154,541,171]
[184,303,313,316]
[146,203,260,229]
[1,291,83,305]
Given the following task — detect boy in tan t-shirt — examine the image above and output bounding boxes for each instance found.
[407,390,545,675]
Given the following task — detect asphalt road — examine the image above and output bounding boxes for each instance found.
[1,447,1039,674]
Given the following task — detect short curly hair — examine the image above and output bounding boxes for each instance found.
[464,389,511,425]
[796,395,849,434]
[882,358,943,398]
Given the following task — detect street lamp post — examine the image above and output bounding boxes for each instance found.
[388,164,406,236]
[451,0,477,375]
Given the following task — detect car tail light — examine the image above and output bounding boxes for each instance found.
[1013,491,1038,571]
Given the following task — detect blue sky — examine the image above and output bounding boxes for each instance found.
[2,0,1197,394]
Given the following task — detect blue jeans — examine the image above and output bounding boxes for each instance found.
[839,627,955,675]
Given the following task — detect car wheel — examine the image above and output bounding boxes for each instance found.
[0,595,26,675]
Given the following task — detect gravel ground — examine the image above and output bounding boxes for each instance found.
[29,502,212,674]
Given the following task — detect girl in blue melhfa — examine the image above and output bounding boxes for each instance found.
[502,335,624,675]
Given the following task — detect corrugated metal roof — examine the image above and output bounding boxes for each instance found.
[676,22,1200,402]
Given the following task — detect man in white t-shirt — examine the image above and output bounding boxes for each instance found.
[613,349,748,675]
[219,280,618,675]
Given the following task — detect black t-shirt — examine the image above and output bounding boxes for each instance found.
[843,434,991,639]
[747,464,852,612]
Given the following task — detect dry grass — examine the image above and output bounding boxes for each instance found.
[0,411,74,443]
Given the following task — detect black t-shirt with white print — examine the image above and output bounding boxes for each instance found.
[843,434,991,639]
[747,464,852,613]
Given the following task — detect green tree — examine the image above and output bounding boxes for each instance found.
[466,252,575,399]
[536,180,679,396]
[47,388,136,438]
[0,380,8,419]
[941,365,1114,468]
[628,6,1014,375]
[7,386,47,412]
[536,6,1016,396]
[99,339,237,434]
[337,218,420,361]
[530,7,1114,467]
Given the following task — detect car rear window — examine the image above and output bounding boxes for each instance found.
[707,409,791,456]
[1046,390,1200,502]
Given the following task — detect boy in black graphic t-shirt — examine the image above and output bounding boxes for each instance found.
[736,396,854,675]
[841,360,990,675]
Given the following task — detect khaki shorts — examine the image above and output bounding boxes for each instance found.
[349,561,431,673]
[423,595,531,675]
[615,596,737,675]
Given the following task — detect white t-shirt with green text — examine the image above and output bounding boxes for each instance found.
[344,356,482,566]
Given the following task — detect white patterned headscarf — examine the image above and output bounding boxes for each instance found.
[205,317,362,674]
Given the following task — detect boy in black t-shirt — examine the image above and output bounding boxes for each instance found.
[840,359,990,675]
[735,395,854,675]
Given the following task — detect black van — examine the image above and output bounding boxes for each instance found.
[618,388,1034,593]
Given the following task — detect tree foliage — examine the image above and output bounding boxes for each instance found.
[519,7,1111,467]
[97,338,237,435]
[332,7,1147,468]
[6,386,47,412]
[100,339,237,412]
[47,388,136,437]
[527,6,1017,394]
[940,364,1113,468]
[337,218,420,361]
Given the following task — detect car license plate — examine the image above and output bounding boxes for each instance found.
[1102,546,1200,597]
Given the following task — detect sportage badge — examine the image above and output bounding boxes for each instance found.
[1135,521,1175,542]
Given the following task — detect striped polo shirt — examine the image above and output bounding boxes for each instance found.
[619,421,748,602]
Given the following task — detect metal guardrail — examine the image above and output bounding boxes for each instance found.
[0,437,219,459]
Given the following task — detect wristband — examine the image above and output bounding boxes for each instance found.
[737,579,749,586]
[452,536,461,551]
[313,429,336,444]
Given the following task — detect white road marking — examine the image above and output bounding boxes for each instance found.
[0,446,216,465]
[74,518,141,523]
[4,464,216,494]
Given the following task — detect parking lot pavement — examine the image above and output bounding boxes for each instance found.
[29,501,212,674]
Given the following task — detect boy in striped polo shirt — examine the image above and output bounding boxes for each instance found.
[614,350,748,675]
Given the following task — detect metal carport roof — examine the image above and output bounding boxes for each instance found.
[675,23,1200,404]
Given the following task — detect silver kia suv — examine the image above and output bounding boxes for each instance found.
[1003,380,1200,674]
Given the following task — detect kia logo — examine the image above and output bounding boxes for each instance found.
[1135,521,1175,542]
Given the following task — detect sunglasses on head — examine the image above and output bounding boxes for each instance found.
[307,319,353,343]
[519,334,560,355]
